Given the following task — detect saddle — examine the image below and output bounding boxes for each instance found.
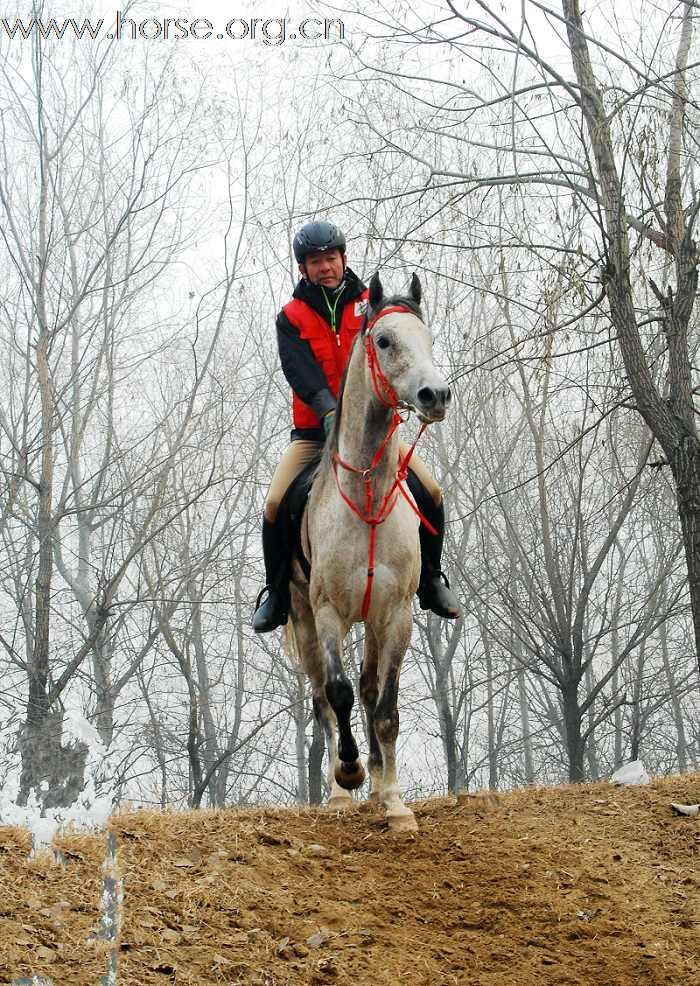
[276,451,323,582]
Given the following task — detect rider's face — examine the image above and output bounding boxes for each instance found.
[301,249,345,288]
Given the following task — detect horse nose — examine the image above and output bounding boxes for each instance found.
[417,384,451,411]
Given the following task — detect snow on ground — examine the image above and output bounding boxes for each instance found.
[0,714,116,850]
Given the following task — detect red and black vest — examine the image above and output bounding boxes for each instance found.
[283,290,369,429]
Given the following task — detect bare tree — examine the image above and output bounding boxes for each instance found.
[347,0,700,673]
[0,27,265,805]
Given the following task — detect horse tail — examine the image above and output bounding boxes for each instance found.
[282,619,300,667]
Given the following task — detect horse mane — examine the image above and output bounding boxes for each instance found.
[319,292,424,472]
[319,331,360,473]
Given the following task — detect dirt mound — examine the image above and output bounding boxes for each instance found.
[1,773,699,985]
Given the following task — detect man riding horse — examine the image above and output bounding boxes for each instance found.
[252,220,461,632]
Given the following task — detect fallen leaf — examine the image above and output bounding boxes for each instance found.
[316,957,338,977]
[307,928,331,948]
[35,945,57,962]
[671,803,699,817]
[306,844,333,858]
[151,962,176,974]
[256,829,289,846]
[207,850,228,867]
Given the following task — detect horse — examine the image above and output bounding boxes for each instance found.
[284,271,452,832]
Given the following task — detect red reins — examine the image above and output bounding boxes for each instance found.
[364,305,408,407]
[331,304,437,619]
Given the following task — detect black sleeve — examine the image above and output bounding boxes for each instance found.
[276,311,337,419]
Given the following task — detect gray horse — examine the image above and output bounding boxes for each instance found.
[285,272,451,831]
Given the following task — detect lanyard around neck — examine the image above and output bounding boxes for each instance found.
[320,282,345,332]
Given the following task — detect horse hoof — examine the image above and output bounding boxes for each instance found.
[335,759,366,790]
[328,794,353,811]
[387,810,418,833]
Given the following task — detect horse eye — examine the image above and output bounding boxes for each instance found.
[376,336,390,350]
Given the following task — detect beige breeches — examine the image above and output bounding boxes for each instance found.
[264,440,442,522]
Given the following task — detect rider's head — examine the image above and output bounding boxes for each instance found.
[293,221,346,289]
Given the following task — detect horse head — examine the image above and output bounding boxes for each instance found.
[364,272,451,423]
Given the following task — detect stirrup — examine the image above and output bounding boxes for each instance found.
[254,586,271,610]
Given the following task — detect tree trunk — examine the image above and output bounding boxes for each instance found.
[89,614,115,748]
[191,583,221,806]
[659,610,689,772]
[671,437,700,675]
[562,682,585,783]
[611,628,623,768]
[563,0,700,677]
[584,662,600,780]
[517,670,535,785]
[438,691,458,793]
[294,670,309,805]
[141,677,168,808]
[431,644,458,791]
[308,713,324,805]
[18,709,89,809]
[17,111,84,806]
[424,617,462,793]
[629,639,646,762]
[484,635,498,790]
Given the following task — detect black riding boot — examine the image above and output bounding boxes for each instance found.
[407,471,462,620]
[252,516,291,633]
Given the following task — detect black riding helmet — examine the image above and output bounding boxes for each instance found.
[293,221,346,264]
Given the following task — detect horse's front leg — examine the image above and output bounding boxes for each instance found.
[373,608,418,832]
[310,695,353,810]
[314,601,366,792]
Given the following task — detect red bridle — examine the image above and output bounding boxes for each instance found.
[331,304,437,619]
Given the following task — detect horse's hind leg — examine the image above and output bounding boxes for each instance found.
[315,603,365,792]
[360,630,383,803]
[373,610,418,832]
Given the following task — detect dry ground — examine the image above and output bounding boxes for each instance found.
[1,773,699,985]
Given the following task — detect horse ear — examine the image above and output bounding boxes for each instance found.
[369,272,383,310]
[410,272,422,305]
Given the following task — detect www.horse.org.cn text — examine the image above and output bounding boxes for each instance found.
[0,12,347,46]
